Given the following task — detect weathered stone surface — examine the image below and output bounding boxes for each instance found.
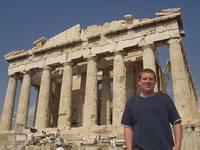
[168,38,200,124]
[112,52,126,125]
[83,57,97,127]
[142,44,158,92]
[0,75,17,131]
[58,62,73,129]
[16,72,31,129]
[35,66,51,128]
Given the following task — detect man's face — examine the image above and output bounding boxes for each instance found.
[137,72,156,94]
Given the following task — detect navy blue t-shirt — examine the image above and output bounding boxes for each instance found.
[121,92,181,150]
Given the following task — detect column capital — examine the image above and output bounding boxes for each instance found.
[114,51,126,56]
[8,74,17,78]
[114,51,121,55]
[87,56,97,61]
[141,44,155,50]
[21,70,31,75]
[63,61,73,67]
[42,65,51,71]
[167,38,181,45]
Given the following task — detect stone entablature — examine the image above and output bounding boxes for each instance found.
[5,12,181,75]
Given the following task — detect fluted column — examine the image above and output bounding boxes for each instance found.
[126,61,135,99]
[0,75,17,131]
[52,82,60,127]
[58,62,73,129]
[33,86,39,127]
[113,52,126,125]
[83,57,97,127]
[101,69,111,125]
[142,44,158,91]
[78,72,86,126]
[168,38,198,123]
[15,71,32,129]
[35,66,51,128]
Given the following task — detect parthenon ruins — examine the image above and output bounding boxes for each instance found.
[0,8,200,149]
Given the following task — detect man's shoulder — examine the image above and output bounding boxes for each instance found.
[127,95,141,101]
[156,92,173,104]
[126,95,141,105]
[156,92,171,99]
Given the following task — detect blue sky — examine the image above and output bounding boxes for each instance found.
[0,0,200,113]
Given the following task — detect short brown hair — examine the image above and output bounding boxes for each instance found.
[137,68,156,81]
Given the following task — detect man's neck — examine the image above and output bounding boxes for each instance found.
[140,92,154,97]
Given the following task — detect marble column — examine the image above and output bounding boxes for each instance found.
[126,61,135,99]
[48,83,54,127]
[83,57,97,127]
[189,81,197,106]
[15,71,32,129]
[78,72,86,127]
[0,75,17,131]
[58,62,73,129]
[101,69,111,125]
[112,52,126,125]
[168,38,198,123]
[51,82,61,127]
[142,44,158,91]
[33,86,39,127]
[35,66,51,128]
[49,82,60,127]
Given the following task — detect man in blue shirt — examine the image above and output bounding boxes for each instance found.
[121,69,182,150]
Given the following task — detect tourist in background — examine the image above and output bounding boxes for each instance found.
[55,137,65,150]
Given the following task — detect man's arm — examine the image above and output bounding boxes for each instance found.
[172,123,182,150]
[124,127,133,150]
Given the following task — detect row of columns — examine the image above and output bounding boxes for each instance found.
[0,37,198,131]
